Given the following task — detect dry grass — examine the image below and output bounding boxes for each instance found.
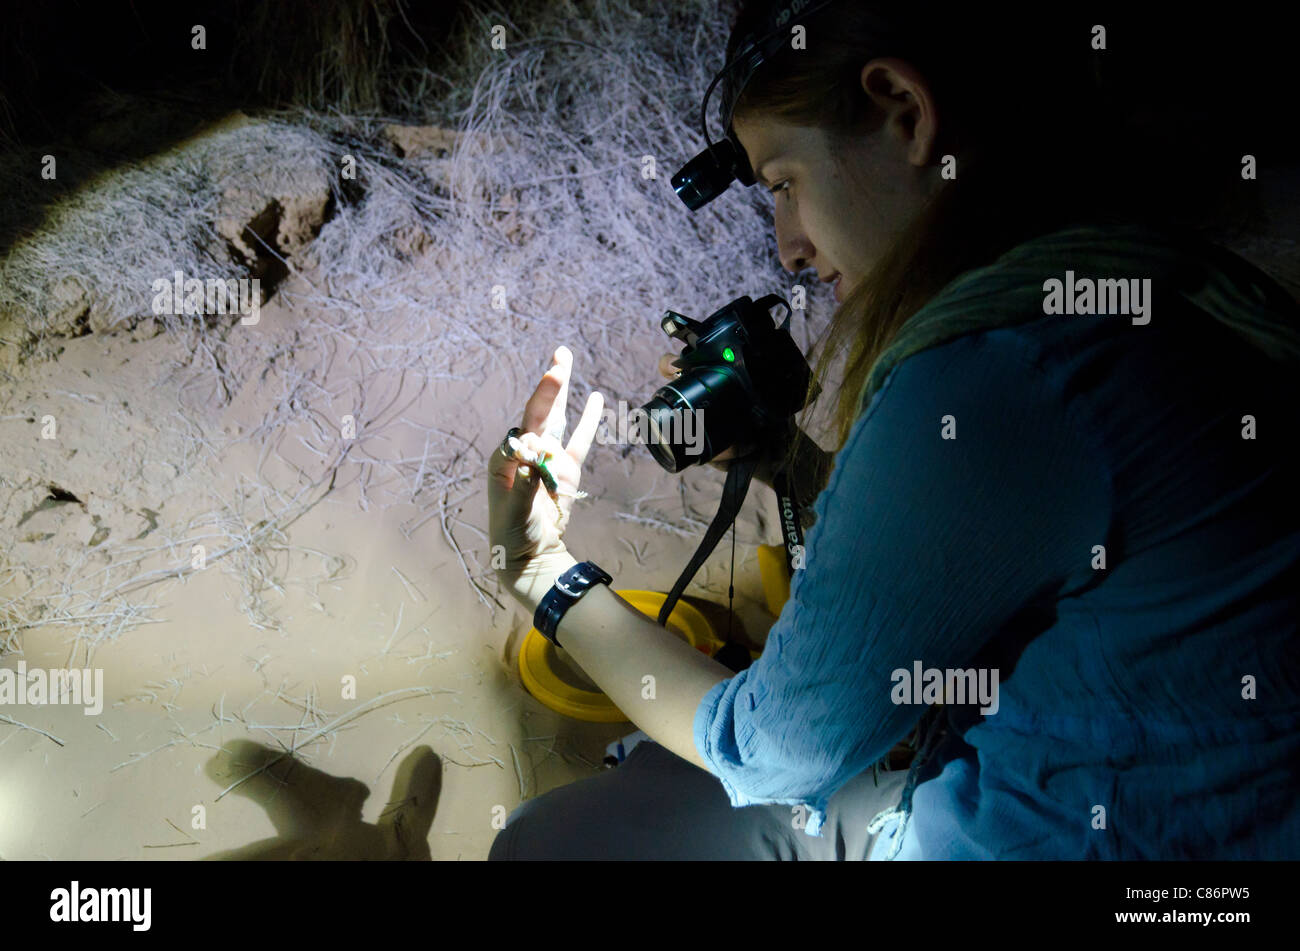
[0,0,837,670]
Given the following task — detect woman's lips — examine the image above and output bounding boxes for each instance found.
[833,275,844,303]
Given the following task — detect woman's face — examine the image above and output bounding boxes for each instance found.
[731,59,942,302]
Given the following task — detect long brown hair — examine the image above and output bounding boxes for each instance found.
[726,3,1257,461]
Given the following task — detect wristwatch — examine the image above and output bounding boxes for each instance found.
[533,561,613,648]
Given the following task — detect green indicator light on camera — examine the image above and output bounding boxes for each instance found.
[722,347,735,362]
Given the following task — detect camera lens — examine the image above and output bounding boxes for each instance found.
[641,366,748,472]
[642,395,683,471]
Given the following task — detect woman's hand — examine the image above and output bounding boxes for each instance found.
[489,346,604,609]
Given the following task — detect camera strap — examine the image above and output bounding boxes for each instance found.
[655,452,806,629]
[771,468,806,577]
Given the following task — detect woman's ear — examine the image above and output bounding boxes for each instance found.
[859,57,939,166]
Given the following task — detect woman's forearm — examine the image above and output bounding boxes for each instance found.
[559,583,733,770]
[530,569,734,772]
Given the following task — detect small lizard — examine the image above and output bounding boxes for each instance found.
[505,433,588,514]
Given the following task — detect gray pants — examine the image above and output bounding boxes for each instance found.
[488,740,909,860]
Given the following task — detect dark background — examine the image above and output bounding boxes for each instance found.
[1,1,1296,278]
[2,2,1295,152]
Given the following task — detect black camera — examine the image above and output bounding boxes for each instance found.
[640,294,816,472]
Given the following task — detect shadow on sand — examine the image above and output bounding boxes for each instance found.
[201,739,441,860]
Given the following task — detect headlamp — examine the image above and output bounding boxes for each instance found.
[671,0,837,211]
[671,135,755,211]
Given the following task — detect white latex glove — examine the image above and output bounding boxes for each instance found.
[488,345,604,608]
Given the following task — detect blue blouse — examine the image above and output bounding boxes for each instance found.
[693,289,1300,859]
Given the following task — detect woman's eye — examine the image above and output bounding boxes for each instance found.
[768,180,790,196]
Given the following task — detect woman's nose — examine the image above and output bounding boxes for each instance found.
[775,212,813,274]
[781,250,809,273]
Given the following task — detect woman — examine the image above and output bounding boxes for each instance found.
[486,2,1300,859]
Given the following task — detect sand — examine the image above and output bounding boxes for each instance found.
[0,174,788,861]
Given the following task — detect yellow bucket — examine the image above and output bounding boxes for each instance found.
[517,589,723,722]
[757,543,792,616]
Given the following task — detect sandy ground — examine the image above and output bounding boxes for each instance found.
[0,242,785,860]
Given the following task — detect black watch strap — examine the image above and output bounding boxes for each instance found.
[534,561,613,647]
